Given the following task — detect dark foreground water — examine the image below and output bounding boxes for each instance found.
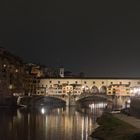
[0,103,105,140]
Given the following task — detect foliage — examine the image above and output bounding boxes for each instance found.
[91,113,140,140]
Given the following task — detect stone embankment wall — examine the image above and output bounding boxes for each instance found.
[130,97,140,118]
[0,96,17,107]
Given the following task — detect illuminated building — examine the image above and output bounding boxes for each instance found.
[36,78,140,96]
[107,84,130,96]
[0,47,25,97]
[24,63,46,95]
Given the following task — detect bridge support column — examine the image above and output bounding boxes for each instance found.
[66,96,76,106]
[66,96,70,106]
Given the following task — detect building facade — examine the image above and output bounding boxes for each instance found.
[24,63,46,95]
[0,47,25,97]
[36,78,140,97]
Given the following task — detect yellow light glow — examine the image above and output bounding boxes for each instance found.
[41,108,45,114]
[15,69,18,73]
[3,64,6,67]
[9,84,13,89]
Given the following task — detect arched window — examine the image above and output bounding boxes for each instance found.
[91,86,99,94]
[100,86,107,94]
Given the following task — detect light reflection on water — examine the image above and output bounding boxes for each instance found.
[0,102,106,140]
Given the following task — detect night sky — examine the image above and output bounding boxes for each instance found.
[0,0,140,77]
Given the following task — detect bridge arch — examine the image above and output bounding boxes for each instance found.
[19,95,66,107]
[90,86,99,94]
[76,93,111,104]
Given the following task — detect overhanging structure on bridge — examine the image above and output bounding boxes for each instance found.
[36,77,140,97]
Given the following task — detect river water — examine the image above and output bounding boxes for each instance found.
[0,103,105,140]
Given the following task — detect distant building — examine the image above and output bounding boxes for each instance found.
[44,67,65,78]
[0,47,25,97]
[24,63,46,95]
[64,71,85,78]
[59,68,64,77]
[25,63,46,78]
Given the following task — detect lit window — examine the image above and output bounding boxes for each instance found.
[3,64,6,67]
[15,69,18,73]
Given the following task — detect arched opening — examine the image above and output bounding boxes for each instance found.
[33,96,66,107]
[100,86,107,94]
[90,86,99,94]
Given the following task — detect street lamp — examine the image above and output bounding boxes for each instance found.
[9,84,13,90]
[9,84,13,96]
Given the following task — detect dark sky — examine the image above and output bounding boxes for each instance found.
[0,0,140,77]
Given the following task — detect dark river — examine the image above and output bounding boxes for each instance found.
[0,102,106,140]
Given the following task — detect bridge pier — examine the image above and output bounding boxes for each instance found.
[66,95,76,106]
[66,96,69,106]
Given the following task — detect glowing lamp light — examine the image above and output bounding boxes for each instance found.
[135,88,139,93]
[41,108,45,114]
[131,87,140,96]
[81,86,85,89]
[15,69,18,73]
[130,89,133,94]
[127,99,131,104]
[9,84,13,90]
[3,64,6,67]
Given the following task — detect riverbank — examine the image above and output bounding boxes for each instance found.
[0,96,18,108]
[91,113,140,140]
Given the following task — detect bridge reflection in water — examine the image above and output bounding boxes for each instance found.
[0,102,106,140]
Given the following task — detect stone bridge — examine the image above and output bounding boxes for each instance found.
[18,92,128,107]
[18,77,138,108]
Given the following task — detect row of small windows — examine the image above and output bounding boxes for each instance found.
[34,79,140,86]
[49,81,101,84]
[110,91,130,94]
[48,81,133,85]
[42,81,134,87]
